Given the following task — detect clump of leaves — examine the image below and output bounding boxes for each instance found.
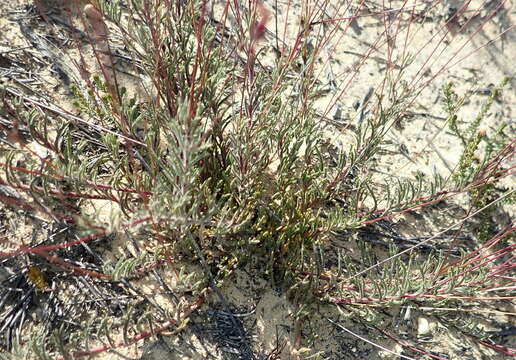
[443,79,514,240]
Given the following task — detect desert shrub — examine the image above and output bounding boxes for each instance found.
[0,0,513,358]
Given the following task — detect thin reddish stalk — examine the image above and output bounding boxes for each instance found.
[37,250,111,279]
[0,193,74,223]
[477,341,516,356]
[330,293,515,305]
[0,231,106,257]
[344,190,514,283]
[0,162,152,195]
[57,294,205,359]
[0,179,120,202]
[372,324,449,360]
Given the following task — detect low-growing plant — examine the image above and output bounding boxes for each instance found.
[1,0,514,358]
[443,79,514,241]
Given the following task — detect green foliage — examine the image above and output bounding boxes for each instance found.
[1,0,514,358]
[443,79,513,240]
[443,79,511,190]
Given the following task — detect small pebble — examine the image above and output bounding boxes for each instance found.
[417,317,431,336]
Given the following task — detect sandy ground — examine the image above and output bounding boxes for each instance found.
[0,0,514,359]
